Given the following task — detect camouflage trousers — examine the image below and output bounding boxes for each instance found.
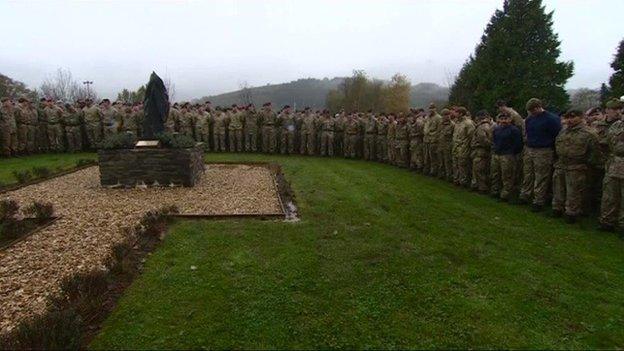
[1,126,17,157]
[262,126,276,153]
[376,136,387,162]
[196,132,210,151]
[85,124,102,150]
[280,130,295,154]
[47,123,64,152]
[410,139,424,170]
[490,154,517,200]
[471,149,490,192]
[213,132,227,152]
[438,146,453,181]
[552,167,587,216]
[334,131,344,157]
[320,131,334,157]
[229,129,243,152]
[363,134,376,161]
[64,126,82,153]
[344,134,359,158]
[245,131,259,152]
[300,132,315,155]
[17,123,36,154]
[453,152,471,187]
[599,175,624,227]
[387,139,396,164]
[520,147,554,206]
[424,142,439,176]
[38,122,49,152]
[395,140,409,168]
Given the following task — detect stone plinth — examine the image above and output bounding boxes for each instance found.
[98,146,204,187]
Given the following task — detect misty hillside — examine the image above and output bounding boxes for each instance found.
[195,78,448,109]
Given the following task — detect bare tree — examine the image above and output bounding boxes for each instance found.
[570,88,600,112]
[238,81,253,106]
[163,76,176,102]
[40,68,81,102]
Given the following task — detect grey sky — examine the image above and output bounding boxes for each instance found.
[1,0,622,101]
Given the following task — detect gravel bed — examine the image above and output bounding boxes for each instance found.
[0,164,282,333]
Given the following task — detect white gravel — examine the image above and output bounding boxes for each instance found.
[0,164,282,333]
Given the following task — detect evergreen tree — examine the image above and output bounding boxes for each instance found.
[606,39,624,101]
[449,0,573,113]
[600,83,611,105]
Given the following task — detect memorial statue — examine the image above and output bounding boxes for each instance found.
[142,72,169,139]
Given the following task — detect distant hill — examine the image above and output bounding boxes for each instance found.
[195,78,448,109]
[0,73,37,99]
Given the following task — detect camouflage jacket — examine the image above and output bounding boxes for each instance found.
[423,113,442,143]
[554,123,601,170]
[452,117,475,157]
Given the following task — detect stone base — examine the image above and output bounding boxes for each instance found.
[98,146,204,187]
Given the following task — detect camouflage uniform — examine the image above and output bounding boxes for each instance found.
[213,111,227,152]
[334,114,346,157]
[387,119,396,164]
[552,123,601,217]
[0,102,17,157]
[180,109,196,139]
[228,110,244,152]
[344,117,360,159]
[15,103,37,154]
[243,109,259,152]
[437,116,454,181]
[195,109,211,149]
[319,116,335,157]
[362,114,376,161]
[261,108,277,153]
[423,113,442,176]
[470,119,493,192]
[36,103,48,152]
[83,104,102,149]
[452,116,475,187]
[133,106,145,138]
[166,106,181,133]
[300,112,316,155]
[63,106,83,152]
[376,117,388,162]
[600,119,624,227]
[395,119,409,167]
[101,106,118,138]
[279,111,296,154]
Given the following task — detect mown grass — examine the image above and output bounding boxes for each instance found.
[2,153,624,348]
[0,153,96,185]
[88,153,624,349]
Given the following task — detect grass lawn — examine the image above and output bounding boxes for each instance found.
[0,153,96,185]
[4,153,624,348]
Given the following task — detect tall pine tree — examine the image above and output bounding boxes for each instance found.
[605,39,624,101]
[449,0,573,113]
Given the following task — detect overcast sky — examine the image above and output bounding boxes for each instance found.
[1,0,622,101]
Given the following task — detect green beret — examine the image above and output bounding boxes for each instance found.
[526,98,543,110]
[606,98,624,109]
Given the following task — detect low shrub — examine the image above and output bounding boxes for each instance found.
[97,132,137,150]
[24,202,55,219]
[0,199,19,222]
[135,204,179,239]
[32,166,52,178]
[156,132,196,148]
[12,170,32,184]
[75,158,97,167]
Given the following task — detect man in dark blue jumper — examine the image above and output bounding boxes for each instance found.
[490,113,523,201]
[519,98,562,211]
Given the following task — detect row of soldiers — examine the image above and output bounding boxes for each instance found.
[2,95,624,234]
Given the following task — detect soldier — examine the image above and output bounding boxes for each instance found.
[452,106,475,187]
[279,105,296,154]
[395,113,409,167]
[423,103,443,176]
[261,102,277,153]
[195,105,211,149]
[599,99,624,232]
[519,98,562,212]
[334,111,346,157]
[63,103,83,152]
[243,104,259,152]
[100,99,117,138]
[15,97,37,154]
[0,97,17,157]
[166,102,181,133]
[300,107,316,155]
[387,114,397,164]
[179,103,195,139]
[376,114,388,162]
[120,104,137,135]
[470,110,493,193]
[212,108,227,152]
[362,111,376,161]
[437,108,455,181]
[83,98,102,149]
[133,103,145,138]
[496,100,525,136]
[551,110,601,223]
[228,105,244,152]
[344,113,360,158]
[319,110,335,157]
[490,112,523,201]
[36,98,49,153]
